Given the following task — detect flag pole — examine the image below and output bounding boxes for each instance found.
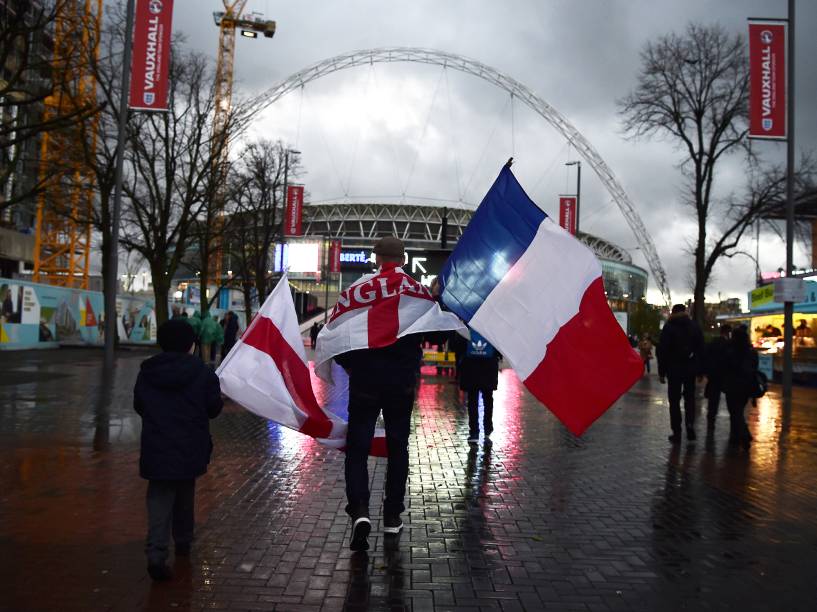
[104,0,136,367]
[782,0,796,409]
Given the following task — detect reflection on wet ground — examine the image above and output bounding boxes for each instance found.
[1,348,816,611]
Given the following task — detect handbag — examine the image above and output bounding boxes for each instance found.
[750,370,768,399]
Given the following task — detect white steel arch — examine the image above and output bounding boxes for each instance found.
[249,47,671,304]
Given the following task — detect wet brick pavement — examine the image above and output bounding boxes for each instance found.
[1,348,816,611]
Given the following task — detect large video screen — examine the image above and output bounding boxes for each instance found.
[274,242,321,273]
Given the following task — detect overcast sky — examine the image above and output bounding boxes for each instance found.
[168,0,816,306]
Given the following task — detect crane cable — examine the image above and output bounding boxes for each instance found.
[342,63,375,198]
[369,62,406,198]
[301,83,347,199]
[443,67,463,202]
[462,94,512,204]
[401,65,446,200]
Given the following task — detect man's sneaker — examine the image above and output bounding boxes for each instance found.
[147,563,173,581]
[350,516,371,551]
[383,514,403,535]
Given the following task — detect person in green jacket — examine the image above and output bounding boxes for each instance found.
[199,313,224,365]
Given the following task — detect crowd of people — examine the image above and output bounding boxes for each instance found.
[655,304,763,449]
[169,307,240,366]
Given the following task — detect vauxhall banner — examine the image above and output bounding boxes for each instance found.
[748,19,787,140]
[329,240,342,273]
[129,0,174,111]
[285,185,304,236]
[558,196,577,235]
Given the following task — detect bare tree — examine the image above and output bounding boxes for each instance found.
[0,0,100,212]
[119,48,250,325]
[619,23,750,324]
[225,140,294,321]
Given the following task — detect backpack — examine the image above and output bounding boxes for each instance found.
[466,331,496,358]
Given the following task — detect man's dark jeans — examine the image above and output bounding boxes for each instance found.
[467,389,493,437]
[345,381,414,518]
[145,479,195,565]
[667,374,696,435]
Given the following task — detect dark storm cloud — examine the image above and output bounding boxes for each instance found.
[172,1,816,303]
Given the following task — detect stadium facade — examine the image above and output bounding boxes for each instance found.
[291,201,647,316]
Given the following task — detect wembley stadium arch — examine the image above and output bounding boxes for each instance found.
[249,47,670,305]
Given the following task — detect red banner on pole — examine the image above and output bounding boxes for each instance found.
[559,196,577,235]
[748,19,787,140]
[129,0,174,111]
[329,240,342,273]
[285,185,304,236]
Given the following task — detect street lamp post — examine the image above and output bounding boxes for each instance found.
[565,161,582,234]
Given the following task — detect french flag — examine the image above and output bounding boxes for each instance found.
[439,164,643,435]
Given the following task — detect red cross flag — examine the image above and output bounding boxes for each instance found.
[315,262,466,381]
[217,274,387,455]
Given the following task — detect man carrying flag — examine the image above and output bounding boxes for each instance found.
[315,236,464,551]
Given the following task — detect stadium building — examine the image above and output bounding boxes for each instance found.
[281,201,647,321]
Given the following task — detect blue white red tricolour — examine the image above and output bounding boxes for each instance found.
[439,165,643,435]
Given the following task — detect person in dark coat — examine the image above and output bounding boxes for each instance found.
[723,325,758,448]
[221,311,239,360]
[459,329,501,442]
[333,236,448,552]
[134,319,223,581]
[657,304,705,443]
[703,324,731,430]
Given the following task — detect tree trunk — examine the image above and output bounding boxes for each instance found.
[692,240,707,328]
[152,272,170,326]
[242,281,253,324]
[199,265,209,316]
[100,226,119,353]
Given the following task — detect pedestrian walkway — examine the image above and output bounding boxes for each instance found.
[0,349,816,611]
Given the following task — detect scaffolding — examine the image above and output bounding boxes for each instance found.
[32,0,101,289]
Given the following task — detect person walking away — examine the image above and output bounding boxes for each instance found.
[199,312,223,365]
[657,304,705,443]
[133,319,223,581]
[310,322,319,350]
[638,334,654,375]
[703,324,731,431]
[459,329,501,442]
[325,237,458,552]
[222,311,239,360]
[723,325,758,448]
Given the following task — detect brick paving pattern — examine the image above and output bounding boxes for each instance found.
[0,348,816,611]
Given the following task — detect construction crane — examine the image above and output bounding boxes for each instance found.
[209,2,275,283]
[33,0,102,289]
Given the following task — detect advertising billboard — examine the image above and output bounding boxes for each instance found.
[559,196,577,235]
[129,0,174,111]
[274,241,321,274]
[748,19,787,140]
[284,185,304,236]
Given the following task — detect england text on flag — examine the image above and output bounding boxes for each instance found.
[314,263,465,381]
[216,274,387,456]
[439,165,643,435]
